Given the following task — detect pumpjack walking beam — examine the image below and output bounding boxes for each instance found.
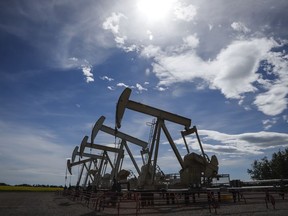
[71,146,105,163]
[116,88,191,130]
[67,158,97,187]
[91,115,147,148]
[67,158,95,175]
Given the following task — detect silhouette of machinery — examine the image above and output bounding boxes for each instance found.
[79,115,148,187]
[67,146,110,188]
[116,88,218,188]
[66,87,219,189]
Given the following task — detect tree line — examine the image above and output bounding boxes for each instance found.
[247,148,288,180]
[0,183,63,187]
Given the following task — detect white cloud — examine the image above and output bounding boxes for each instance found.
[136,83,147,92]
[183,34,199,49]
[100,76,114,81]
[102,12,125,44]
[114,83,149,92]
[211,38,275,99]
[174,3,197,22]
[68,57,94,83]
[102,12,125,34]
[231,22,251,33]
[254,83,288,115]
[81,65,94,83]
[115,35,126,45]
[102,12,138,52]
[82,66,93,77]
[69,57,78,62]
[122,44,138,52]
[253,51,288,116]
[107,86,115,91]
[262,118,277,130]
[99,2,287,117]
[115,82,149,93]
[186,130,288,156]
[156,86,167,91]
[117,83,129,88]
[148,38,274,96]
[141,45,162,58]
[139,37,288,115]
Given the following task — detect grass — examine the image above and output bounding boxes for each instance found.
[0,185,64,192]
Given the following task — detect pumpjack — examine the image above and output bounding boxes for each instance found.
[116,88,219,188]
[79,115,148,188]
[67,158,98,188]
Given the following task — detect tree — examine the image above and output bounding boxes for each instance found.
[247,148,288,180]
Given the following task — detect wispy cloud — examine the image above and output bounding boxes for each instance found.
[107,86,115,91]
[102,12,138,52]
[69,58,94,83]
[0,1,113,72]
[0,120,71,185]
[100,76,114,81]
[179,130,288,156]
[114,82,148,93]
[262,118,278,130]
[135,83,147,92]
[231,22,251,34]
[174,2,197,22]
[117,83,129,88]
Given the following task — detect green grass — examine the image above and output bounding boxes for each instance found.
[0,185,63,192]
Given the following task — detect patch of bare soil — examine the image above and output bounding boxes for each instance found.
[0,191,288,215]
[0,192,96,216]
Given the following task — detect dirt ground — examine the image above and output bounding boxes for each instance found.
[0,192,95,216]
[0,191,288,215]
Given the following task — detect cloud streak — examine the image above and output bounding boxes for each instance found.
[183,130,288,156]
[0,120,71,185]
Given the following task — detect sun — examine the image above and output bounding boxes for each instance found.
[137,0,175,22]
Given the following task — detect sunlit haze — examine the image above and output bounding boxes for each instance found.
[137,0,176,22]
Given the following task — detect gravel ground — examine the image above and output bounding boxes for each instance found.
[0,192,95,216]
[0,191,288,215]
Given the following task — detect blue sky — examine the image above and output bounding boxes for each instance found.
[0,0,288,186]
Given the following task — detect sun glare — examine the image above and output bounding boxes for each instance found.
[137,0,175,22]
